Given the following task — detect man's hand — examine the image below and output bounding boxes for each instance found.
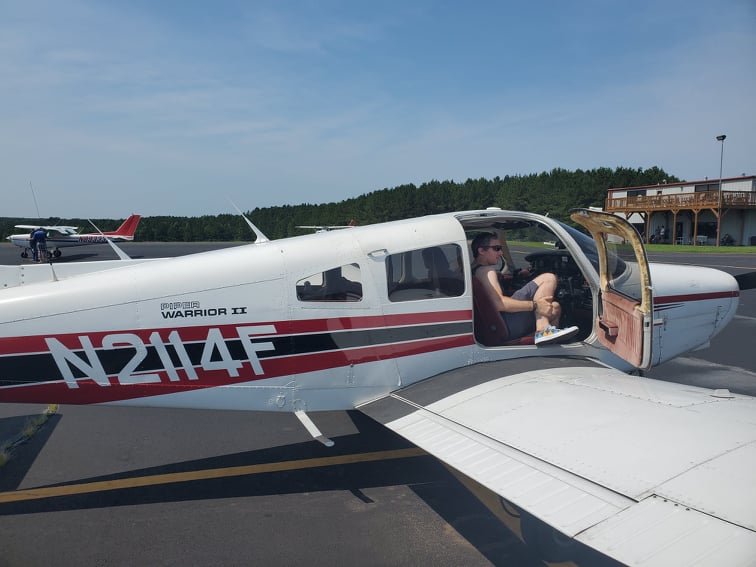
[513,268,531,281]
[533,296,555,317]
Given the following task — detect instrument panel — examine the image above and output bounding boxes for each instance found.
[523,249,593,329]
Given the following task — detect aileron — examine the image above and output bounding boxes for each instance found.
[579,496,756,567]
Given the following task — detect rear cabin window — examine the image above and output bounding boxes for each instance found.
[387,244,465,302]
[296,264,362,302]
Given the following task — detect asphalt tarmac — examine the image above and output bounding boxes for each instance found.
[0,241,754,566]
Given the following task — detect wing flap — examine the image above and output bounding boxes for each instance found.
[368,395,632,536]
[359,360,756,565]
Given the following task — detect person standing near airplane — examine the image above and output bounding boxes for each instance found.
[31,227,48,263]
[28,229,37,262]
[471,232,578,344]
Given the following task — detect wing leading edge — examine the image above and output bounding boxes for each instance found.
[358,358,756,566]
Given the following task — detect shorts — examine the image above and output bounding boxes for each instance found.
[501,280,538,339]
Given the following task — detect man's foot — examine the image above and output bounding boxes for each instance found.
[535,325,579,345]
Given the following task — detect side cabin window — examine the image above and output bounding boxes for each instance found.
[387,244,465,302]
[297,263,362,302]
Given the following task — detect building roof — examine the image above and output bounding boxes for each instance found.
[608,175,755,194]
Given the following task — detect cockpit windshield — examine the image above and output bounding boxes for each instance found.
[557,222,600,272]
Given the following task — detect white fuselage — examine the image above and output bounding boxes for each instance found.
[9,233,125,250]
[0,211,739,412]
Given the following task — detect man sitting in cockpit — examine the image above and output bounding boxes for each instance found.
[471,232,578,345]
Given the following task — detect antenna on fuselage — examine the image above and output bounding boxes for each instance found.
[230,201,269,243]
[29,181,42,218]
[88,219,132,260]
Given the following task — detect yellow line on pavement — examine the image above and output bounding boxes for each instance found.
[0,447,426,504]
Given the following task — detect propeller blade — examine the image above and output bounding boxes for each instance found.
[735,271,756,291]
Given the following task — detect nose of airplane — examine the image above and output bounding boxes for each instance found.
[649,264,740,365]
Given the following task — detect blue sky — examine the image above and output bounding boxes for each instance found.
[2,1,754,218]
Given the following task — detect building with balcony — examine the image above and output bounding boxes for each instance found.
[605,175,756,246]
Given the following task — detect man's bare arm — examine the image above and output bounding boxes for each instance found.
[480,267,553,316]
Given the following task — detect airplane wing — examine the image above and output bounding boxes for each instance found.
[358,357,756,566]
[14,224,78,231]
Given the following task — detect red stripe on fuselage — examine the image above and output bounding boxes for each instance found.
[655,290,739,304]
[0,310,473,355]
[0,334,473,405]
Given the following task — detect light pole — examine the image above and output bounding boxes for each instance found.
[716,134,726,247]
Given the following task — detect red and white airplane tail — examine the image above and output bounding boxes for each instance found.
[104,214,141,240]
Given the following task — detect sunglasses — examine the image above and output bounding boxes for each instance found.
[484,245,503,251]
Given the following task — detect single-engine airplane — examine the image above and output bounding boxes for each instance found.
[7,214,141,258]
[1,208,755,565]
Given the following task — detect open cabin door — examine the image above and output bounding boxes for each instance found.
[571,208,653,370]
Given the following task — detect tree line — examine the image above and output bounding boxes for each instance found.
[0,166,677,242]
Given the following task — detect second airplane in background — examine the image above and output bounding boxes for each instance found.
[7,214,141,258]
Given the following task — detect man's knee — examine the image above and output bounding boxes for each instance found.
[535,272,557,289]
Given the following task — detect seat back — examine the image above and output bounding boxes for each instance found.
[472,276,534,346]
[472,276,511,345]
[422,246,465,297]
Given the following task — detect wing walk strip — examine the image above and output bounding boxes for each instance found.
[359,393,756,567]
[0,448,424,504]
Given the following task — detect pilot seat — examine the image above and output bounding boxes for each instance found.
[471,276,535,346]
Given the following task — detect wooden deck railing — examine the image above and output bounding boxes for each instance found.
[605,191,756,213]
